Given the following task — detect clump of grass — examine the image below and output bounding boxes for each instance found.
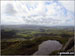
[50,50,61,55]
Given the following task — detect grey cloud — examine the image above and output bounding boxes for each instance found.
[22,16,62,25]
[5,4,17,16]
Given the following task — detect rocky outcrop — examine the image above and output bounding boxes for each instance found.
[62,37,74,51]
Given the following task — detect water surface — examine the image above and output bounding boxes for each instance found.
[34,40,62,55]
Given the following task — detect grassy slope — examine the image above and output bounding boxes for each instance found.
[1,28,74,55]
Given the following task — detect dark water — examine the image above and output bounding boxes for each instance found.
[34,40,62,55]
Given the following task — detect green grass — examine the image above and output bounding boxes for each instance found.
[1,36,69,55]
[1,28,73,55]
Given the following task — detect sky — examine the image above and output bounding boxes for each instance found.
[1,0,75,26]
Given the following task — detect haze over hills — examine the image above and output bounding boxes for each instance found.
[1,24,74,30]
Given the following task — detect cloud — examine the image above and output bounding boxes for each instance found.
[1,0,75,26]
[58,1,75,12]
[5,4,17,16]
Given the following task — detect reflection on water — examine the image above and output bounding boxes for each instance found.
[34,40,62,55]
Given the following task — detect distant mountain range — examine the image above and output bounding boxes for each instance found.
[1,24,74,30]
